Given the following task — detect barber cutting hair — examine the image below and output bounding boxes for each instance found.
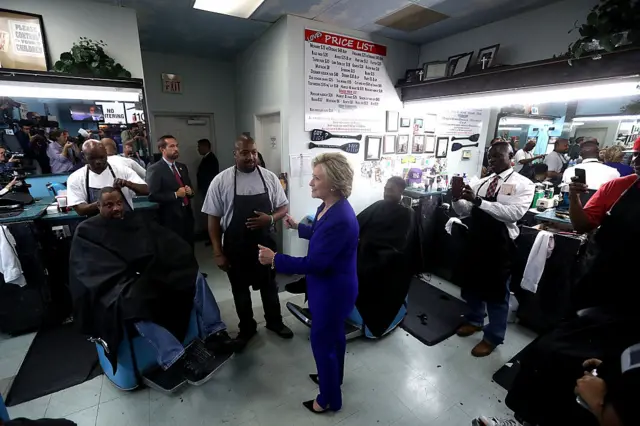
[452,141,534,357]
[66,140,148,216]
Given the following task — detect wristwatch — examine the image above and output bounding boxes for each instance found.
[473,197,482,207]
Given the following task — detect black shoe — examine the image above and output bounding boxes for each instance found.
[309,373,319,385]
[201,272,208,278]
[234,328,258,352]
[143,358,187,393]
[205,330,236,354]
[265,323,294,339]
[302,399,330,414]
[182,339,219,386]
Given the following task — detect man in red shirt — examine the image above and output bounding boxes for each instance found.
[570,137,640,234]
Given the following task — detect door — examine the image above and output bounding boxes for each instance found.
[255,112,283,251]
[152,114,215,234]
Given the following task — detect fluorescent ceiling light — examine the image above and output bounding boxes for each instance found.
[405,79,640,109]
[573,115,640,122]
[500,117,554,126]
[0,81,140,102]
[193,0,265,18]
[498,127,523,131]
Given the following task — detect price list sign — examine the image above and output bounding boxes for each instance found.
[305,29,388,133]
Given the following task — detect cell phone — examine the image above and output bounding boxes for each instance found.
[451,176,464,198]
[574,168,586,185]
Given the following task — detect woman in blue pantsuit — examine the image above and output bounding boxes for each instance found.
[258,153,358,413]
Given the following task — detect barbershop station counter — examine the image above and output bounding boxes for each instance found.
[0,197,158,336]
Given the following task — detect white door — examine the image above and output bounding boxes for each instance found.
[152,114,215,234]
[256,113,282,174]
[255,113,283,251]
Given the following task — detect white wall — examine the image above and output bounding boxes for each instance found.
[419,0,597,66]
[142,52,237,167]
[285,15,420,256]
[1,0,143,78]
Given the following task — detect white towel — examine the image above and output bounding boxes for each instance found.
[0,225,26,287]
[445,217,468,235]
[521,230,554,293]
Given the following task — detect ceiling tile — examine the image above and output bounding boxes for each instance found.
[314,0,412,30]
[251,0,344,22]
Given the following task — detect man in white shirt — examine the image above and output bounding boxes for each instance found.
[513,139,545,174]
[202,135,292,348]
[452,141,535,357]
[100,138,146,179]
[67,140,148,216]
[562,140,620,190]
[544,138,569,183]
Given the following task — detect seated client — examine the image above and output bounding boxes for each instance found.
[69,187,234,387]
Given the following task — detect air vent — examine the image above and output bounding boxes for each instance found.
[376,4,448,32]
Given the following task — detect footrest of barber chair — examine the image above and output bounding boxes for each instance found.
[142,367,189,395]
[286,302,361,340]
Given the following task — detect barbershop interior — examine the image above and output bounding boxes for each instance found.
[0,0,639,425]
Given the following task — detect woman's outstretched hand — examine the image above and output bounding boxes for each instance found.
[284,214,298,230]
[258,244,275,266]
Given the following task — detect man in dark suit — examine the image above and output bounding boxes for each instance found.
[196,139,219,197]
[146,135,196,246]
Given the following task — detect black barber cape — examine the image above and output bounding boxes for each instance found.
[69,213,197,371]
[355,200,418,337]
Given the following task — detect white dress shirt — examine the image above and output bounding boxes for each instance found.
[453,168,535,240]
[562,158,620,190]
[513,149,534,173]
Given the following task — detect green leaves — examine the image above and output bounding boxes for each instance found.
[51,37,132,78]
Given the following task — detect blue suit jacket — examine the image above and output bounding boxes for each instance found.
[275,198,359,315]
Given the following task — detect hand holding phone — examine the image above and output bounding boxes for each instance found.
[573,168,586,185]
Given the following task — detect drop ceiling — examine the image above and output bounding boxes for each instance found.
[93,0,565,58]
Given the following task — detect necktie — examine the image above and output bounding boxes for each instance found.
[485,176,501,199]
[172,164,189,206]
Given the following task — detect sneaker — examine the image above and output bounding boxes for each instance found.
[182,339,219,386]
[205,330,236,354]
[472,416,520,426]
[265,323,294,339]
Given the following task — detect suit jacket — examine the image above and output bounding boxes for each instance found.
[197,152,219,196]
[146,160,194,241]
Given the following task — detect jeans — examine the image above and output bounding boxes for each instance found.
[134,273,226,370]
[464,278,511,346]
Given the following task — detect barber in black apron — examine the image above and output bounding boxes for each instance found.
[85,163,133,212]
[453,141,535,357]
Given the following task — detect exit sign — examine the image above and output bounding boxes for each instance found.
[162,73,182,94]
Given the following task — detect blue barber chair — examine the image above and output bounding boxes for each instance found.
[1,394,9,422]
[95,307,200,392]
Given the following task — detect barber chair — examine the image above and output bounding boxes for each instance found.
[95,307,200,394]
[286,299,407,341]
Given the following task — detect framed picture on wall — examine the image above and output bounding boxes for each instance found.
[400,117,411,128]
[383,135,396,155]
[397,135,409,154]
[425,135,436,153]
[414,118,424,129]
[412,135,425,154]
[446,52,473,77]
[386,111,399,132]
[0,9,50,71]
[436,136,449,158]
[365,136,382,161]
[476,44,500,69]
[424,114,437,133]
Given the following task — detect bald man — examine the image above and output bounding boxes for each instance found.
[544,137,569,183]
[66,140,148,216]
[101,138,146,179]
[562,140,619,190]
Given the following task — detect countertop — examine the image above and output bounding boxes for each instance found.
[533,208,572,226]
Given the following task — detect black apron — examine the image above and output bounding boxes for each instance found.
[572,176,640,311]
[457,172,516,303]
[223,167,276,290]
[85,164,133,211]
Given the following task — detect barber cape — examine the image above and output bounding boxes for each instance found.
[69,213,197,371]
[355,200,418,337]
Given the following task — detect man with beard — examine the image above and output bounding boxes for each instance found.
[146,135,196,246]
[66,140,148,217]
[70,187,235,389]
[202,135,292,348]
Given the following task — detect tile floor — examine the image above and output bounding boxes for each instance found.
[1,243,536,426]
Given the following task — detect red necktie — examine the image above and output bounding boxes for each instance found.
[172,164,189,206]
[485,176,500,198]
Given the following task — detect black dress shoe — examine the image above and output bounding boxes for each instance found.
[309,373,319,385]
[205,330,235,354]
[234,329,258,352]
[265,323,294,339]
[302,399,330,414]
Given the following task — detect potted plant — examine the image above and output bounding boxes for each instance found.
[567,0,640,58]
[53,37,132,78]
